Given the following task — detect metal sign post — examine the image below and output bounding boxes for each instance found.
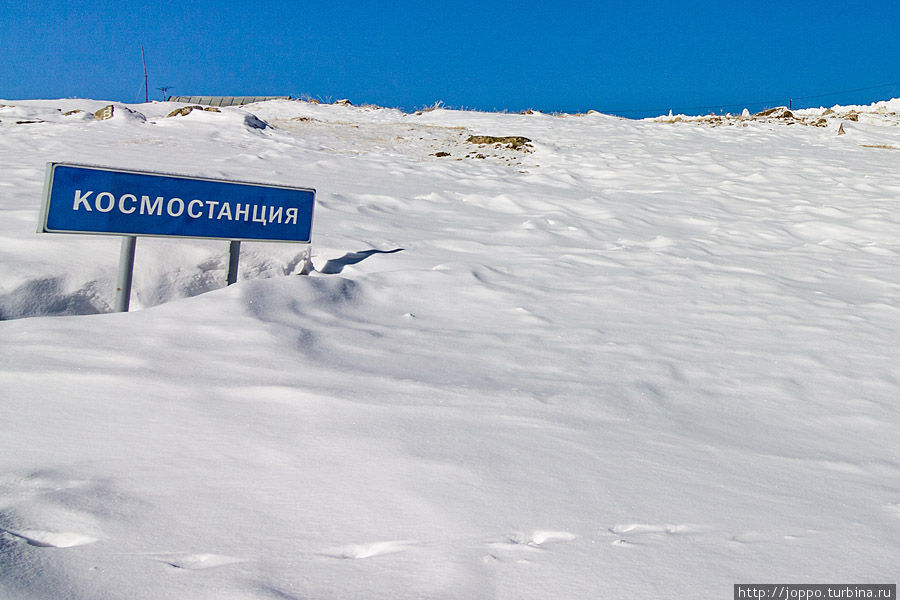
[39,163,316,311]
[115,236,137,312]
[226,240,241,286]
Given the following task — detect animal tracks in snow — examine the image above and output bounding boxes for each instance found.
[0,470,107,552]
[0,528,98,548]
[321,540,416,560]
[153,552,247,570]
[609,523,696,536]
[321,532,581,565]
[606,522,825,549]
[607,523,705,547]
[320,531,581,566]
[483,530,578,563]
[729,529,823,545]
[489,530,578,550]
[318,525,725,567]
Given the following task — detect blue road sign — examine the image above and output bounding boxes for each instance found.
[39,163,315,243]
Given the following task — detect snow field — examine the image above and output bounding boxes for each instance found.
[1,97,899,598]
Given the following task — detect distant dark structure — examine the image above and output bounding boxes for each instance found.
[167,96,291,107]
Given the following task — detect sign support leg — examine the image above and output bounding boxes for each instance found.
[227,240,241,285]
[115,235,137,312]
[299,245,313,275]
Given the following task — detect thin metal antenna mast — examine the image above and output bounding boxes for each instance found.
[140,45,149,103]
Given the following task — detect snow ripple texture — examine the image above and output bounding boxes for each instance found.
[1,98,899,599]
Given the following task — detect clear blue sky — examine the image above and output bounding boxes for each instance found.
[3,0,898,118]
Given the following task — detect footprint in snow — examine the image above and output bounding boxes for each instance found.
[730,529,820,544]
[0,470,110,550]
[609,523,694,536]
[1,528,98,548]
[153,553,246,570]
[608,523,699,546]
[484,530,577,562]
[321,540,415,560]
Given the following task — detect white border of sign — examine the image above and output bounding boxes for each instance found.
[38,162,316,244]
[37,162,317,312]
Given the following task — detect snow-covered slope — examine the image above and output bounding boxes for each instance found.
[1,98,899,599]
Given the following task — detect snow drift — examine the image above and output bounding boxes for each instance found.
[1,97,899,599]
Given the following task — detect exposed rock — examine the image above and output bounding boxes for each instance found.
[655,101,899,130]
[334,99,353,106]
[164,104,265,129]
[93,105,115,120]
[63,109,85,116]
[167,106,196,117]
[838,123,846,135]
[93,104,146,122]
[433,151,451,157]
[166,105,221,118]
[755,107,783,117]
[754,107,795,120]
[243,114,268,129]
[466,135,532,150]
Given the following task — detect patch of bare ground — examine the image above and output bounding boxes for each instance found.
[651,105,900,128]
[166,105,221,117]
[465,135,533,151]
